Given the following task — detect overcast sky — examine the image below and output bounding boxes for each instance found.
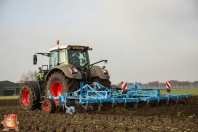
[0,0,198,84]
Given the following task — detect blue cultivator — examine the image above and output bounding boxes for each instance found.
[47,82,190,114]
[123,82,190,106]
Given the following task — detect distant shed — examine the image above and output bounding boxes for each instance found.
[0,81,20,96]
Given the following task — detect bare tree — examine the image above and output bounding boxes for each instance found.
[137,82,142,86]
[19,70,37,84]
[185,81,191,88]
[192,81,198,88]
[136,80,197,89]
[170,80,178,88]
[160,82,166,88]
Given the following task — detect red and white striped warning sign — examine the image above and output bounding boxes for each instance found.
[120,82,127,90]
[166,81,171,89]
[69,67,78,74]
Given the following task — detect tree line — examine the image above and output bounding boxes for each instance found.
[129,80,198,88]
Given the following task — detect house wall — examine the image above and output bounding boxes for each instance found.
[0,83,3,96]
[0,81,20,96]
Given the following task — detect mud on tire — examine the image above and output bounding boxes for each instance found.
[46,71,79,103]
[19,83,40,110]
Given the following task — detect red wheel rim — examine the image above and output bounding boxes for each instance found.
[51,81,62,103]
[22,90,30,106]
[43,102,50,112]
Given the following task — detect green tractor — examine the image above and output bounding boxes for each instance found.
[19,40,111,111]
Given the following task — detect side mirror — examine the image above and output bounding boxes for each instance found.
[33,55,37,65]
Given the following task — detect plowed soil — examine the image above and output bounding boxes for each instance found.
[0,96,198,132]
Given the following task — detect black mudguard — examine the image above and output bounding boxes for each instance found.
[46,65,82,80]
[90,66,110,79]
[24,81,46,101]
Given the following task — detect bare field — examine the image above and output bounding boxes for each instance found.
[0,96,198,132]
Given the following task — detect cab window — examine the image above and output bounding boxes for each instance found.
[59,49,66,64]
[49,51,58,69]
[69,49,88,66]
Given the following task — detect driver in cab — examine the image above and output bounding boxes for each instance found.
[71,53,80,66]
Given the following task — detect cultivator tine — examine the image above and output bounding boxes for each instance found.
[184,97,187,104]
[85,103,89,111]
[65,106,75,114]
[124,103,127,108]
[176,99,179,105]
[146,101,149,107]
[134,103,138,109]
[112,103,115,108]
[166,100,169,106]
[98,104,102,111]
[157,101,160,106]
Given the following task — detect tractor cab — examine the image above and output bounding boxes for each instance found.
[49,45,91,69]
[33,43,92,81]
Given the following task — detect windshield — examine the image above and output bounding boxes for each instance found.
[69,49,88,66]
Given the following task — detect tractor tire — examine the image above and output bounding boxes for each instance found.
[42,99,55,113]
[46,71,79,104]
[19,84,40,110]
[91,77,111,88]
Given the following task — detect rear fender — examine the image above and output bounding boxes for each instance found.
[46,65,82,80]
[90,66,110,79]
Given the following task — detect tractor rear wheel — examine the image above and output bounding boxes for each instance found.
[19,84,40,110]
[42,99,55,113]
[91,77,111,88]
[46,71,79,104]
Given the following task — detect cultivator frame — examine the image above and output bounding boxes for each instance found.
[44,82,190,114]
[126,83,189,105]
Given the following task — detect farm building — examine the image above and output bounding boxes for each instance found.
[0,80,20,96]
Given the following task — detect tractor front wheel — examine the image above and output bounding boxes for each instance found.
[19,84,40,110]
[42,99,55,113]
